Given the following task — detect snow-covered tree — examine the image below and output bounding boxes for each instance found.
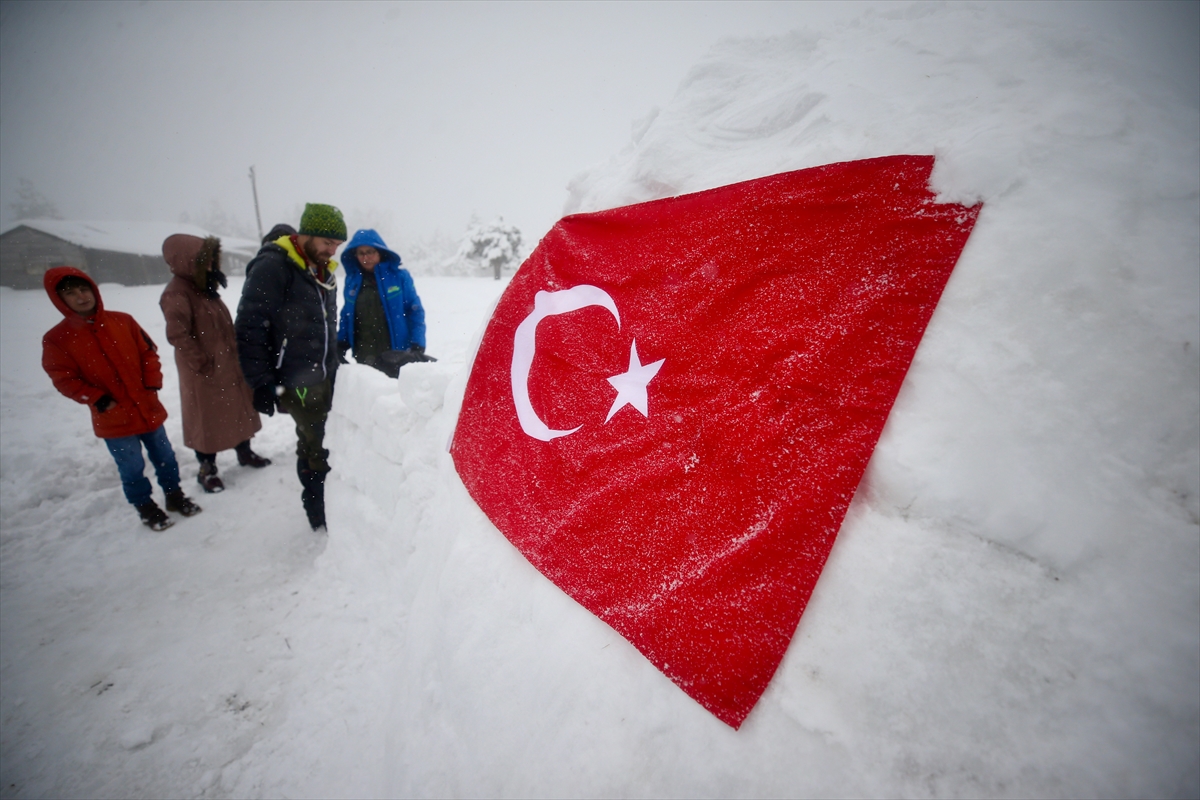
[9,178,61,220]
[402,230,459,276]
[455,217,523,280]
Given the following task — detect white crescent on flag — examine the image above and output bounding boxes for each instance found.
[511,285,620,441]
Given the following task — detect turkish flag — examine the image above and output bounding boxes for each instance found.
[451,155,980,728]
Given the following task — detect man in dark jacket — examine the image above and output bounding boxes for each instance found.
[235,203,346,530]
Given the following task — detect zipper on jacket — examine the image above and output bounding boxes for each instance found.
[320,289,329,381]
[276,337,288,369]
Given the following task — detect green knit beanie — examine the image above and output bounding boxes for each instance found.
[298,203,347,241]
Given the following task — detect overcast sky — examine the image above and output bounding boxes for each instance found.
[1,1,1196,250]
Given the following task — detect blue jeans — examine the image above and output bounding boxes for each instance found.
[104,426,181,506]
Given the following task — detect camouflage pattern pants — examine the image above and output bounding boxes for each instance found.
[277,379,334,473]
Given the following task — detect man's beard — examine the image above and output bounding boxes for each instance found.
[302,239,330,267]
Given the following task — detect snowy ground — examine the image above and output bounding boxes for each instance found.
[2,3,1198,798]
[0,277,504,798]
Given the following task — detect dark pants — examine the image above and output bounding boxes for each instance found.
[277,379,334,472]
[104,426,181,506]
[194,440,252,463]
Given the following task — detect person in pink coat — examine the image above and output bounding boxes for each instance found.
[160,234,270,493]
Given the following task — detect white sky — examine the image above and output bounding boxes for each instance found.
[1,0,1195,249]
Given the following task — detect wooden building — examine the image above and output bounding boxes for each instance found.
[0,220,258,290]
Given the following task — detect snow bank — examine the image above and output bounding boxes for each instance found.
[366,4,1197,796]
[2,3,1196,798]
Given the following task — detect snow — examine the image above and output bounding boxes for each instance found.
[2,219,259,260]
[2,3,1198,798]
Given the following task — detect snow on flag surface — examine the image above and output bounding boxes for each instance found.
[451,155,981,727]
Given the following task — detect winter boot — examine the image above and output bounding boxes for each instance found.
[136,501,174,531]
[197,459,224,493]
[236,441,271,468]
[297,458,328,531]
[165,489,202,517]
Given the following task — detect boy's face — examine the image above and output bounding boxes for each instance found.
[59,284,96,317]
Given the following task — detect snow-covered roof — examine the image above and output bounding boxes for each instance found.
[2,219,260,258]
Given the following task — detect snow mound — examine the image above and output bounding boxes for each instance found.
[368,4,1197,796]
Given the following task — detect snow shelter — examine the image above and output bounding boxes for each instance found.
[0,220,259,290]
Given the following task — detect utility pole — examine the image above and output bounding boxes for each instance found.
[249,166,264,241]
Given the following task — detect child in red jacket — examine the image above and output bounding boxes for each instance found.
[41,266,202,530]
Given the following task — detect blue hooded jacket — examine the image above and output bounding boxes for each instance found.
[338,229,426,351]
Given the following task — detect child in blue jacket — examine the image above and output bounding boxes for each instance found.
[337,229,426,376]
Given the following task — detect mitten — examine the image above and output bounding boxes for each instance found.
[253,385,277,417]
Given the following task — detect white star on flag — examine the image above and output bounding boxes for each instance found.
[605,340,665,423]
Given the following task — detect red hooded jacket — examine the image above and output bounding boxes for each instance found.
[41,266,169,439]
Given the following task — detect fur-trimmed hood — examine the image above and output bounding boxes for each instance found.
[163,234,221,291]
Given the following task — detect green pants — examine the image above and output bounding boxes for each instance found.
[278,379,334,472]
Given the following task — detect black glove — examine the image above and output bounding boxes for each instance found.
[375,347,438,378]
[376,350,406,378]
[94,394,115,413]
[337,341,351,365]
[253,385,278,417]
[411,345,436,363]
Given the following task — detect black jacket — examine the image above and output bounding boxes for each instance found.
[235,240,338,389]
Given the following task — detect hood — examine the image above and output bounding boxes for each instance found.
[263,223,297,245]
[43,265,103,319]
[163,234,221,289]
[342,228,401,276]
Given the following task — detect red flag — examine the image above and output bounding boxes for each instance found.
[451,156,981,728]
